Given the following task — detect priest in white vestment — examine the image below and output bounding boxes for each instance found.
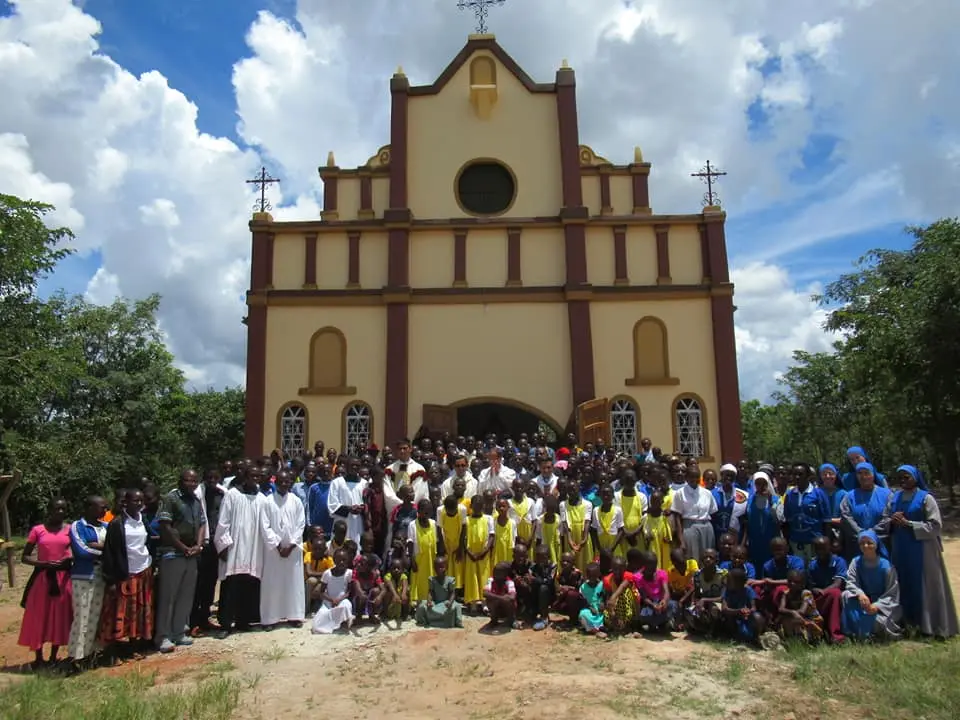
[440,455,478,500]
[260,470,306,627]
[384,439,428,501]
[477,448,517,496]
[327,457,369,545]
[213,466,267,637]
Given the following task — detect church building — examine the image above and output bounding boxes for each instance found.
[243,34,743,467]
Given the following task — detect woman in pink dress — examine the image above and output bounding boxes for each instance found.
[19,498,73,669]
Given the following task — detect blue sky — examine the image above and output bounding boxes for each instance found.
[4,0,953,396]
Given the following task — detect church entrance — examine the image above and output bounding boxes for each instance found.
[420,399,561,443]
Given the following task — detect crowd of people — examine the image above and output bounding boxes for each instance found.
[15,433,959,672]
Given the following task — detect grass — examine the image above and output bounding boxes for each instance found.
[784,638,960,720]
[0,669,241,720]
[258,644,288,663]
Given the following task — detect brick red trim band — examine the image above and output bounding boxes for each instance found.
[507,227,522,285]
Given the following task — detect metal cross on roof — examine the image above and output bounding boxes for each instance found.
[691,160,727,207]
[457,0,506,34]
[246,166,280,213]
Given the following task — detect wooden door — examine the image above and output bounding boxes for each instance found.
[577,398,610,446]
[422,404,458,440]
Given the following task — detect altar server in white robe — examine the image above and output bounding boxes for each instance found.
[327,456,369,545]
[440,455,478,500]
[478,448,517,496]
[260,469,306,628]
[213,465,267,638]
[384,439,428,501]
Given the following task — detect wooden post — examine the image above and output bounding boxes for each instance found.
[0,470,23,587]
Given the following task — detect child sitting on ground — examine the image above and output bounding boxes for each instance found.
[553,552,584,626]
[529,544,556,631]
[668,547,699,627]
[484,562,518,629]
[311,549,354,635]
[634,550,675,633]
[352,553,384,623]
[778,569,823,642]
[382,557,410,622]
[721,567,765,644]
[304,532,333,614]
[414,556,463,628]
[686,549,726,636]
[510,542,534,627]
[578,562,607,639]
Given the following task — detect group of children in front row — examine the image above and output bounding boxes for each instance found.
[304,488,890,645]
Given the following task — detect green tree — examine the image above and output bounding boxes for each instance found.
[172,386,246,470]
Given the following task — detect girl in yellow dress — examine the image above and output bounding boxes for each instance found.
[591,484,624,557]
[463,496,494,612]
[616,469,648,559]
[561,485,594,574]
[639,490,673,571]
[509,478,536,546]
[536,494,562,565]
[437,495,467,590]
[492,498,517,567]
[407,499,438,603]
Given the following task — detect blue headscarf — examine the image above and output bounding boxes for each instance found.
[818,463,839,481]
[854,461,877,483]
[857,528,888,559]
[847,446,869,467]
[896,464,928,491]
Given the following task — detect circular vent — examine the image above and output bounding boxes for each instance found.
[456,161,516,216]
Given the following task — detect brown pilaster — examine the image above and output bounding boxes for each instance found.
[655,224,671,285]
[303,233,317,288]
[698,223,711,283]
[599,167,613,215]
[711,292,743,462]
[385,70,411,445]
[347,231,360,288]
[453,229,467,287]
[359,173,374,219]
[506,227,522,286]
[703,209,730,284]
[245,213,273,457]
[629,163,651,214]
[556,63,596,404]
[319,167,339,221]
[613,225,628,285]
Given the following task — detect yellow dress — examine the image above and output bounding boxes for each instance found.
[662,489,674,513]
[409,520,437,603]
[464,514,492,604]
[510,497,534,545]
[668,558,699,595]
[595,506,621,555]
[639,513,673,572]
[492,517,516,566]
[618,493,645,559]
[539,514,561,565]
[564,501,594,573]
[438,506,466,589]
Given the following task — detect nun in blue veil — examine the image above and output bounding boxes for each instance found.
[887,465,958,638]
[840,446,887,491]
[839,462,891,561]
[842,530,902,640]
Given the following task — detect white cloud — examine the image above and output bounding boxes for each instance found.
[0,0,957,401]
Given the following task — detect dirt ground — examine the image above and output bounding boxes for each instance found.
[1,537,959,720]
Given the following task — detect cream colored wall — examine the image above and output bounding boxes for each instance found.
[465,228,507,286]
[272,234,305,290]
[582,175,601,216]
[317,234,349,289]
[359,231,389,289]
[585,226,616,286]
[625,226,658,286]
[372,177,389,218]
[337,177,361,221]
[263,306,387,452]
[407,303,572,432]
[410,230,455,287]
[520,228,565,286]
[668,225,703,284]
[591,299,721,463]
[407,51,562,219]
[610,175,634,214]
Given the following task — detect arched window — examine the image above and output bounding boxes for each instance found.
[300,326,356,395]
[279,403,308,458]
[609,398,638,456]
[626,317,679,386]
[343,402,373,456]
[674,396,705,458]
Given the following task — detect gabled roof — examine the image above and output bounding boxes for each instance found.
[407,35,556,96]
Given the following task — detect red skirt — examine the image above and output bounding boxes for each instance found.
[18,569,72,650]
[98,568,154,642]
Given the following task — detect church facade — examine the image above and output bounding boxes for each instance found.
[243,34,743,467]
